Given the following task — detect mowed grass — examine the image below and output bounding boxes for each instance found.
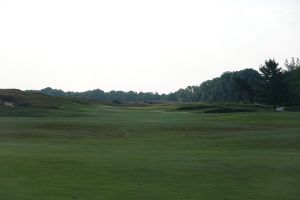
[0,104,300,200]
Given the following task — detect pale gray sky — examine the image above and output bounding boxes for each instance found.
[0,0,299,93]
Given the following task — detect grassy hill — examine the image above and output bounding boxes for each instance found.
[0,89,88,108]
[0,89,89,117]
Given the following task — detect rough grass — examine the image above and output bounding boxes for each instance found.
[0,103,299,200]
[0,89,87,110]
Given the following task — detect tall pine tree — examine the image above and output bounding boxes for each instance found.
[259,59,284,110]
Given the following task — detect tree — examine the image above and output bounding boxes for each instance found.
[259,59,284,110]
[234,77,254,103]
[285,57,300,71]
[284,57,300,105]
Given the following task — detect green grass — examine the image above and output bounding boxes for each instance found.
[0,103,300,200]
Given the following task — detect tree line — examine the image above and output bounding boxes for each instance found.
[34,58,300,109]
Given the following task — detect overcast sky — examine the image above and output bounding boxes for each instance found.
[0,0,299,93]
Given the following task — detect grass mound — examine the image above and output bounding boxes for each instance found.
[0,89,90,117]
[176,105,212,111]
[285,106,300,112]
[204,107,255,113]
[0,89,87,109]
[176,102,269,113]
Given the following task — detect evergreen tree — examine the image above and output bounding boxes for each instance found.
[284,58,300,105]
[259,59,284,110]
